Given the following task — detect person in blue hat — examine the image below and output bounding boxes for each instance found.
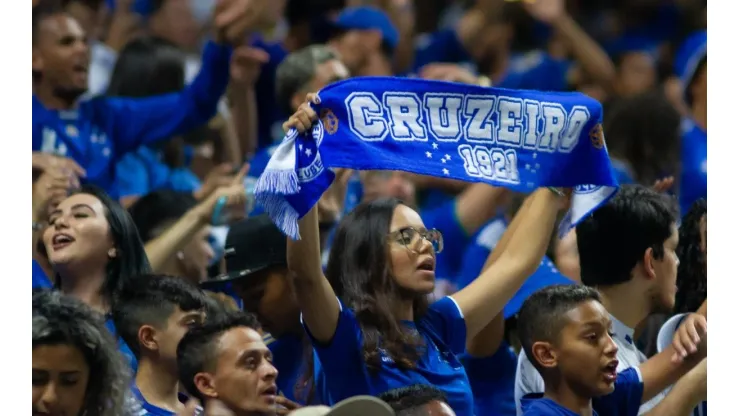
[31,0,259,199]
[326,6,399,77]
[674,31,707,215]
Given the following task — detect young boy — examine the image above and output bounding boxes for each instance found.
[517,285,706,416]
[112,275,209,415]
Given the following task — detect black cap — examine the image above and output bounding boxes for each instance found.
[201,215,287,288]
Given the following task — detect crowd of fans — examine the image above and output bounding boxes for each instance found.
[31,0,709,415]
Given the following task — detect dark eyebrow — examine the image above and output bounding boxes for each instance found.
[70,204,94,211]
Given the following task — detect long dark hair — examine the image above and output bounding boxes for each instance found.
[675,199,707,314]
[325,198,429,372]
[53,185,151,305]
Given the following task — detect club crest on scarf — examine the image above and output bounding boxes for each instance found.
[256,77,619,239]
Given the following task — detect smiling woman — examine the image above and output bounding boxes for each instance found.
[41,184,151,372]
[42,185,151,313]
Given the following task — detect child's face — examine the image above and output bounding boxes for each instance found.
[537,300,620,397]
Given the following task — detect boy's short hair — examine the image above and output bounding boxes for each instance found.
[112,274,208,358]
[379,384,449,416]
[517,285,602,372]
[576,185,678,287]
[177,311,262,400]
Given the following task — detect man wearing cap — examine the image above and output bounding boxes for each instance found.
[326,6,399,77]
[674,31,707,215]
[202,215,328,405]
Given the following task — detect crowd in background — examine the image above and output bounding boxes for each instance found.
[31,0,708,415]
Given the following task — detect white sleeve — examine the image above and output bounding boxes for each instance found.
[515,349,546,416]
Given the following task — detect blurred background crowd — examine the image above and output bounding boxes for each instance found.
[31,0,708,415]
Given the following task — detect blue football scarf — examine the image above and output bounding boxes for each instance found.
[255,77,618,239]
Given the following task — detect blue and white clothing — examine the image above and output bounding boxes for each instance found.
[32,41,232,198]
[306,296,474,415]
[520,368,644,416]
[516,315,665,415]
[679,118,707,215]
[657,314,707,416]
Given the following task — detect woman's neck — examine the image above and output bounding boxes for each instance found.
[58,267,108,313]
[394,299,415,322]
[544,379,593,416]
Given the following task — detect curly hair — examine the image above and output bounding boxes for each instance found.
[33,289,130,416]
[675,199,707,314]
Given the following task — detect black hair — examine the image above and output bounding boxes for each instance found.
[379,384,449,416]
[106,36,185,98]
[285,0,345,27]
[33,289,130,416]
[53,185,152,305]
[61,0,104,10]
[33,0,65,45]
[603,91,681,184]
[517,284,602,372]
[325,198,428,373]
[177,310,262,400]
[577,185,678,287]
[111,274,208,358]
[675,199,707,314]
[128,190,198,241]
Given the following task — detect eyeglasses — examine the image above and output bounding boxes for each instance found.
[389,227,444,254]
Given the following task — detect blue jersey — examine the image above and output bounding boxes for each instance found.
[307,296,474,415]
[128,385,195,416]
[251,37,289,150]
[32,259,52,289]
[32,41,232,198]
[521,368,644,416]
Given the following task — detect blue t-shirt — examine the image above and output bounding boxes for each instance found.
[413,29,571,91]
[129,385,194,416]
[307,296,474,415]
[105,317,138,374]
[266,333,330,405]
[115,146,202,198]
[420,200,470,290]
[32,259,52,289]
[521,368,644,416]
[32,41,231,199]
[679,118,707,215]
[459,343,518,416]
